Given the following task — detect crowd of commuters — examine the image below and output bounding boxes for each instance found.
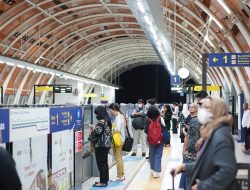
[1,91,250,190]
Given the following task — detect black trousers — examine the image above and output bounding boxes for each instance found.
[95,147,109,184]
[172,118,178,134]
[244,128,250,150]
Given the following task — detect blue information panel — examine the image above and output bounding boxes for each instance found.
[208,53,250,67]
[0,109,9,143]
[171,75,180,85]
[50,107,83,133]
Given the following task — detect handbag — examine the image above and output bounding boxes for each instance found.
[122,127,134,152]
[88,132,97,142]
[113,131,122,146]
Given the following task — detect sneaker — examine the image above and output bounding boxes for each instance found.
[153,172,161,178]
[145,156,149,159]
[243,149,250,154]
[151,170,154,176]
[110,176,125,182]
[142,152,146,157]
[131,152,136,156]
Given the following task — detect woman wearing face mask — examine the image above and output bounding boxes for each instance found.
[172,97,239,190]
[89,106,112,187]
[108,103,126,182]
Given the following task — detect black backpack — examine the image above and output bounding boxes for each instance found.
[132,116,146,130]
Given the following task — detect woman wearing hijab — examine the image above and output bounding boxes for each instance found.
[172,97,239,190]
[89,106,112,187]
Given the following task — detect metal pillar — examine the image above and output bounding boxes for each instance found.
[202,54,208,92]
[0,86,3,104]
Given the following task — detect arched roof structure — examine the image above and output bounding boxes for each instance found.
[0,0,249,104]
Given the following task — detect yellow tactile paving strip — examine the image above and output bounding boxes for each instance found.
[126,147,171,190]
[144,147,171,190]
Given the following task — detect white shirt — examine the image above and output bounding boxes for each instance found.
[172,106,179,120]
[113,113,126,142]
[242,109,250,129]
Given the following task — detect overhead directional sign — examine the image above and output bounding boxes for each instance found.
[194,85,220,91]
[35,86,53,92]
[208,53,250,67]
[53,85,72,93]
[171,75,180,85]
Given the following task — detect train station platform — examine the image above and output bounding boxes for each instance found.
[82,133,250,190]
[82,134,182,190]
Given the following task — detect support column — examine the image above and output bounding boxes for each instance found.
[13,70,31,104]
[202,54,207,92]
[2,66,16,95]
[39,74,55,104]
[27,73,43,104]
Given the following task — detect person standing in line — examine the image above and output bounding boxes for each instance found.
[108,103,126,182]
[163,104,172,146]
[0,147,22,190]
[172,97,239,190]
[172,102,179,134]
[242,102,250,154]
[179,104,190,143]
[89,106,112,187]
[179,103,200,190]
[145,106,164,178]
[194,90,208,151]
[131,99,147,157]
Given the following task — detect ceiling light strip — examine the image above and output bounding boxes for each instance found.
[0,55,119,89]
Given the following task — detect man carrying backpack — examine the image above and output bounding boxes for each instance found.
[131,99,147,157]
[144,105,164,178]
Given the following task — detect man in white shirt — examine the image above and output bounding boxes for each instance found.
[242,103,250,153]
[172,103,179,134]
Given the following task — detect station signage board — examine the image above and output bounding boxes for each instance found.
[50,107,82,133]
[171,75,180,85]
[35,86,53,92]
[208,53,250,67]
[0,109,9,143]
[193,85,220,91]
[54,85,72,93]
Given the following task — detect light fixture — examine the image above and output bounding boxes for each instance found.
[0,55,118,90]
[149,26,156,34]
[17,64,25,69]
[178,67,189,79]
[137,1,145,14]
[217,0,231,14]
[35,69,41,72]
[6,62,15,66]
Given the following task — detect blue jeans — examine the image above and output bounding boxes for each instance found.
[179,156,190,189]
[149,144,163,172]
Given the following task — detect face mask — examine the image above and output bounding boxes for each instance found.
[138,104,143,108]
[197,108,213,124]
[145,103,150,109]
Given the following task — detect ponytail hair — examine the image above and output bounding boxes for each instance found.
[109,103,124,116]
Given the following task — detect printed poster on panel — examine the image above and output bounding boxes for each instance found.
[50,107,82,133]
[51,130,74,190]
[13,135,48,190]
[0,109,9,143]
[9,108,50,141]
